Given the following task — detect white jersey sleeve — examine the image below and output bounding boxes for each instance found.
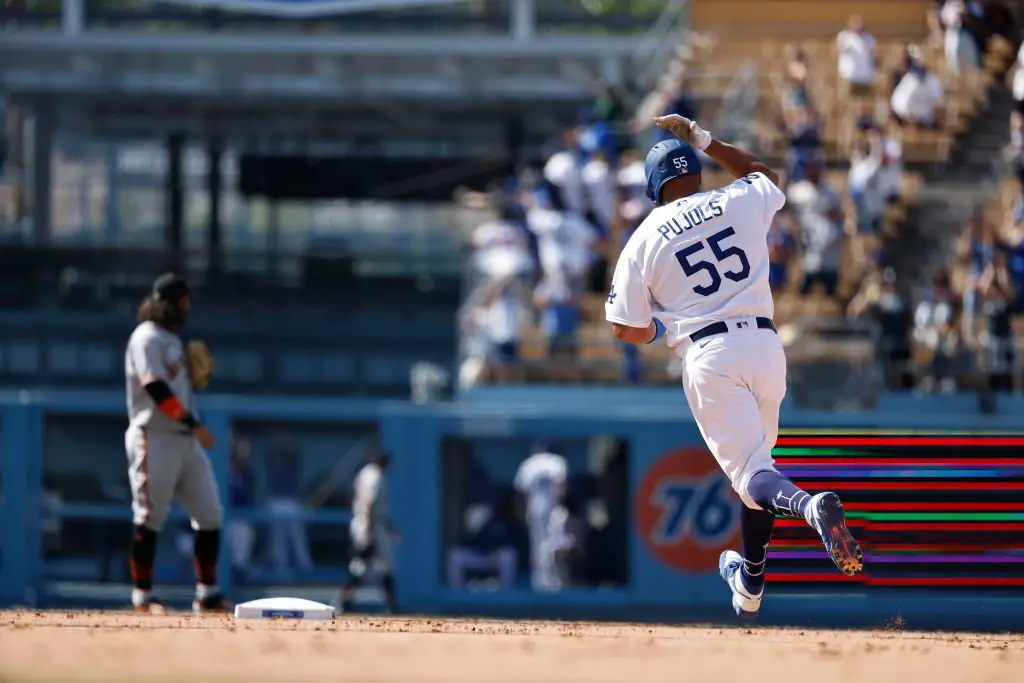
[128,324,172,384]
[604,237,653,329]
[738,172,786,228]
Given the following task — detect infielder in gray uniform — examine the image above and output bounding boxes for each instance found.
[337,450,399,615]
[125,273,231,614]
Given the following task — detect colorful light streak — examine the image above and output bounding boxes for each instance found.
[768,433,1024,589]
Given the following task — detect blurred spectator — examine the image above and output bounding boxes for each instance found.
[848,130,902,235]
[848,266,913,389]
[782,106,825,183]
[533,271,583,383]
[543,129,588,218]
[514,441,569,592]
[977,263,1016,392]
[891,47,944,128]
[458,273,529,386]
[1002,178,1024,312]
[927,1,947,47]
[889,44,918,96]
[913,270,962,394]
[591,83,625,126]
[955,205,999,325]
[655,77,699,144]
[581,149,617,237]
[767,206,799,291]
[266,434,314,578]
[836,15,877,97]
[1008,44,1024,160]
[982,0,1016,49]
[446,503,519,589]
[538,495,587,591]
[469,202,535,282]
[616,149,653,234]
[524,180,599,285]
[782,45,813,116]
[228,434,256,585]
[786,160,846,296]
[940,0,983,74]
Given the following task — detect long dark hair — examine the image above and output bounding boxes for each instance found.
[137,295,184,331]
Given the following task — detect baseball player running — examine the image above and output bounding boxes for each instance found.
[605,115,863,619]
[337,450,400,615]
[125,273,231,614]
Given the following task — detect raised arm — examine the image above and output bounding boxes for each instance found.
[654,114,780,188]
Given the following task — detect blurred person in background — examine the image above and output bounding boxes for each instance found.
[890,45,944,128]
[581,147,617,242]
[781,106,824,184]
[543,128,588,218]
[768,206,799,291]
[266,434,314,579]
[591,82,626,126]
[928,0,948,47]
[228,433,256,585]
[982,0,1016,50]
[1005,110,1024,165]
[786,159,846,296]
[339,450,399,614]
[578,134,618,292]
[955,205,999,331]
[977,262,1016,392]
[513,441,569,592]
[848,266,914,389]
[940,0,984,74]
[469,200,535,283]
[655,75,699,144]
[913,270,963,394]
[533,270,583,383]
[446,502,519,590]
[616,149,653,231]
[458,272,529,386]
[537,495,587,591]
[836,15,877,98]
[889,44,918,95]
[847,130,901,235]
[524,178,599,288]
[781,45,813,118]
[1002,175,1024,312]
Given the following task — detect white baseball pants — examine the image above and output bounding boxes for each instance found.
[679,320,788,509]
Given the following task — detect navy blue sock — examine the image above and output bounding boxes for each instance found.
[740,506,774,590]
[748,470,813,520]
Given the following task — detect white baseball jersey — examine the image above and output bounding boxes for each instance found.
[125,321,196,431]
[351,463,388,548]
[605,172,786,346]
[514,451,568,589]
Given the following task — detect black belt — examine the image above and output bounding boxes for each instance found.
[690,316,776,343]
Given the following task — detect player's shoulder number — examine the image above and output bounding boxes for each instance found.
[740,173,759,185]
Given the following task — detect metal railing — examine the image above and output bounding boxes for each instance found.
[626,0,688,96]
[714,60,759,151]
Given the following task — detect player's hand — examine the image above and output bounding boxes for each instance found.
[654,114,700,146]
[194,425,216,450]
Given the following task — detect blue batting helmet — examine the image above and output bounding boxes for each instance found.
[645,139,702,205]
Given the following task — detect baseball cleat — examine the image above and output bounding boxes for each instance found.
[807,492,864,577]
[192,594,234,615]
[719,550,763,619]
[134,598,168,615]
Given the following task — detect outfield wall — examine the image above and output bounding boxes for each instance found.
[0,388,1021,630]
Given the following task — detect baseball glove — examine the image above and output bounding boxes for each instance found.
[186,340,214,390]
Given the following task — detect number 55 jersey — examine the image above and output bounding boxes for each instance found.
[605,171,786,348]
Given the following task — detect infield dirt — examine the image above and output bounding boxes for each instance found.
[0,611,1020,683]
